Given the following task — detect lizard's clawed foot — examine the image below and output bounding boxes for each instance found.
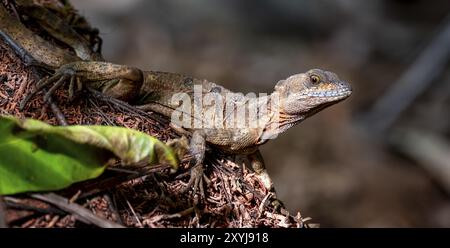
[20,64,82,110]
[179,163,209,200]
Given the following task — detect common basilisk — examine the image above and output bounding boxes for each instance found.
[0,2,352,204]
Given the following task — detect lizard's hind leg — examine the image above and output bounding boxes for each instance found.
[19,67,72,109]
[247,150,284,209]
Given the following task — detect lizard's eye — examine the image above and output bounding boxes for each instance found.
[310,75,320,84]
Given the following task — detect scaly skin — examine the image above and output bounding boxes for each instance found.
[0,1,101,65]
[12,0,102,60]
[0,3,352,205]
[0,3,78,67]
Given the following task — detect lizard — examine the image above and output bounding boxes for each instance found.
[0,2,352,204]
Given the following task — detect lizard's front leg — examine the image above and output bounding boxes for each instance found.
[181,130,209,199]
[20,61,144,109]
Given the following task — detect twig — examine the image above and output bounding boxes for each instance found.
[109,192,125,225]
[160,206,194,220]
[361,13,450,132]
[212,163,232,204]
[87,88,171,132]
[88,98,115,126]
[258,192,273,218]
[104,193,124,226]
[124,195,142,227]
[48,95,68,126]
[4,199,66,216]
[45,215,60,228]
[106,167,141,174]
[68,190,82,203]
[31,193,124,228]
[59,164,171,200]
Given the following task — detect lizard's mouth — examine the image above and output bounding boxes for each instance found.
[306,82,352,100]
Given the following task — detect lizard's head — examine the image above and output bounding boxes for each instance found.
[274,68,352,116]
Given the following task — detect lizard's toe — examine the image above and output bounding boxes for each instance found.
[181,164,207,200]
[20,66,82,110]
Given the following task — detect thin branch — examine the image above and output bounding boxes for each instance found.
[124,196,142,227]
[4,199,66,216]
[160,206,194,220]
[104,193,124,226]
[87,88,171,132]
[48,95,68,126]
[31,193,124,228]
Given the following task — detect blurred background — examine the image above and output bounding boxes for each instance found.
[71,0,450,227]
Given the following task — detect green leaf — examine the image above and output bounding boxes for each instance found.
[0,115,180,195]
